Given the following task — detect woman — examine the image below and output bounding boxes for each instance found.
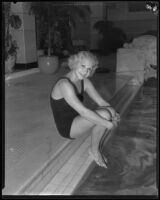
[50,51,120,168]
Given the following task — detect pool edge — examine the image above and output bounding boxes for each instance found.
[71,82,142,195]
[5,68,40,81]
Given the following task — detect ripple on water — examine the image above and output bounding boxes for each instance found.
[74,86,157,195]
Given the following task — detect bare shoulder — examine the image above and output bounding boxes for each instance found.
[58,78,72,89]
[51,78,74,99]
[58,78,75,97]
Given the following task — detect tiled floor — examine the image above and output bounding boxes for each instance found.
[40,136,92,195]
[3,53,140,195]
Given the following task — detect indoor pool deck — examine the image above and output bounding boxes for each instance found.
[3,59,141,195]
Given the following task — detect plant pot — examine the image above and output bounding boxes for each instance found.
[5,55,16,74]
[38,55,59,74]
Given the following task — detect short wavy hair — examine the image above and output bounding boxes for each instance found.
[68,51,99,76]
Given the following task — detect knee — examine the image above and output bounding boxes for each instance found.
[106,107,116,118]
[96,108,112,121]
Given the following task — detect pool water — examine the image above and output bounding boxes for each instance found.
[74,85,157,195]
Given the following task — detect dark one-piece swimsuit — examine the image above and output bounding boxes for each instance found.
[50,77,84,139]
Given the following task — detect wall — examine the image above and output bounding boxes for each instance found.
[72,1,106,50]
[89,2,105,49]
[11,2,37,64]
[73,1,158,50]
[10,1,157,60]
[107,1,158,39]
[71,2,91,48]
[114,19,157,39]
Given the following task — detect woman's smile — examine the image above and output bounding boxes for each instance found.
[77,60,93,79]
[77,72,85,80]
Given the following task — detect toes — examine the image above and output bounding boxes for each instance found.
[89,149,107,168]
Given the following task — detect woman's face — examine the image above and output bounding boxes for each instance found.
[75,58,93,80]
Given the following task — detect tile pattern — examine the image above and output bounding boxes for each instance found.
[40,136,92,195]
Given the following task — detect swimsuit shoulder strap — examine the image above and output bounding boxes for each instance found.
[57,76,78,93]
[56,77,83,95]
[81,79,84,94]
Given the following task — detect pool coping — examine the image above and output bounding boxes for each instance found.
[35,79,142,195]
[5,68,40,81]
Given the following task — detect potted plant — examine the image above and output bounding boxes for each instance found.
[3,2,21,74]
[93,20,127,55]
[35,16,46,57]
[30,2,91,74]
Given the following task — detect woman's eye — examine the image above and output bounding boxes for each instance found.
[81,65,92,73]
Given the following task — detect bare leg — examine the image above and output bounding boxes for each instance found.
[89,109,112,167]
[90,125,107,167]
[70,108,113,167]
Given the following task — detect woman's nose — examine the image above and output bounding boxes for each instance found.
[83,68,91,74]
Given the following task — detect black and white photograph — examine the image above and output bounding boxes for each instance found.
[2,1,158,197]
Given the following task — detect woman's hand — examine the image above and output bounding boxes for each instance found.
[107,118,118,129]
[113,112,120,122]
[101,105,121,122]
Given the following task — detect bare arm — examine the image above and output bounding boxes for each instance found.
[84,78,110,107]
[59,80,113,129]
[84,78,120,121]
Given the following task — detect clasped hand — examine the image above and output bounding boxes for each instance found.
[112,112,120,122]
[100,105,120,123]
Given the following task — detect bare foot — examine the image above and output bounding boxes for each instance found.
[88,149,107,168]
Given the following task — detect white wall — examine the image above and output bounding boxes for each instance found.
[11,2,37,64]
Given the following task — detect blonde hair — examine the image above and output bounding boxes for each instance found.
[68,51,99,75]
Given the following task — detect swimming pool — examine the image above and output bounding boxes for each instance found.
[4,67,134,194]
[73,84,157,195]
